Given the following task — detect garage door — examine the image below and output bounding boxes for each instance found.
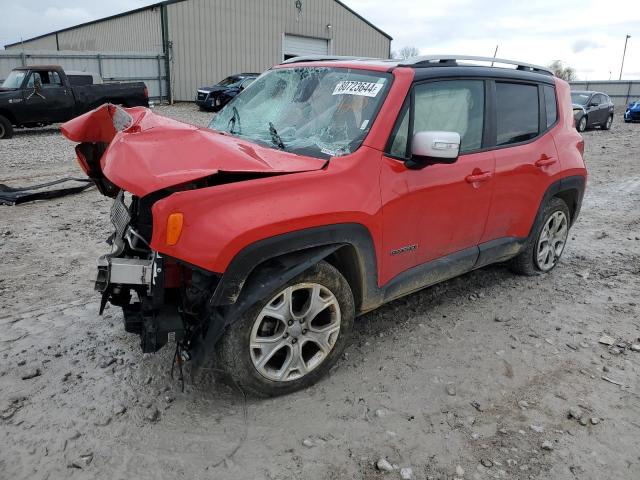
[283,34,329,60]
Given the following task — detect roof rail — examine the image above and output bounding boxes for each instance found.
[280,55,379,65]
[398,55,554,76]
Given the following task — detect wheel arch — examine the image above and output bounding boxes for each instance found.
[535,175,585,233]
[0,109,17,125]
[209,223,379,312]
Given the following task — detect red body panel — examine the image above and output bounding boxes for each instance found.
[62,61,586,292]
[379,150,495,284]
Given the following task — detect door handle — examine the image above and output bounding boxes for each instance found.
[465,171,492,183]
[535,155,557,167]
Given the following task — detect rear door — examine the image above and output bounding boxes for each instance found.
[588,94,605,126]
[380,79,495,284]
[481,81,562,243]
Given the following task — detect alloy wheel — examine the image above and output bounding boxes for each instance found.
[606,116,613,129]
[249,283,341,382]
[535,211,568,271]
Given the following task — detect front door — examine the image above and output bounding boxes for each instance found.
[21,70,74,123]
[380,79,494,285]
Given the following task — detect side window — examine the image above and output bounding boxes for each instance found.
[590,94,600,106]
[387,103,410,158]
[413,80,485,153]
[45,71,62,88]
[496,83,539,146]
[26,72,41,88]
[543,85,557,128]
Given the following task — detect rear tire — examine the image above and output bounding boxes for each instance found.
[215,261,355,397]
[602,114,613,130]
[576,115,587,132]
[510,197,570,276]
[0,115,13,139]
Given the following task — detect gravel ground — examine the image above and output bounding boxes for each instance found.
[1,104,639,480]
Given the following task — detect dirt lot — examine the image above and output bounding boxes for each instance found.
[1,105,639,480]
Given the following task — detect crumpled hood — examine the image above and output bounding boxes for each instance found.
[61,104,325,197]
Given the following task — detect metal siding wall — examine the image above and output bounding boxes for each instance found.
[570,81,640,106]
[5,35,58,51]
[167,0,391,101]
[56,9,163,52]
[0,51,168,101]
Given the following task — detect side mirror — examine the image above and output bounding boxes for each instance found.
[405,131,461,170]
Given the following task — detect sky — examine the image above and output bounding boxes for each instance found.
[0,0,638,80]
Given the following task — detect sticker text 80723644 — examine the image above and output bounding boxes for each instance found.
[332,81,384,97]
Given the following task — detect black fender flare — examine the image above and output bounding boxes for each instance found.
[530,175,586,238]
[209,223,379,307]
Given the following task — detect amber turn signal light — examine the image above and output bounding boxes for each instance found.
[166,213,183,245]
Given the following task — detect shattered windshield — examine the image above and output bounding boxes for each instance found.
[1,70,27,89]
[209,67,391,158]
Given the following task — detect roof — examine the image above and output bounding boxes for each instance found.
[277,55,556,83]
[4,0,391,49]
[12,65,62,71]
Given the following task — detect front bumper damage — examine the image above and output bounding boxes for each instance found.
[96,191,217,357]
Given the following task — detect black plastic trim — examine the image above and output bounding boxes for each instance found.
[209,223,380,309]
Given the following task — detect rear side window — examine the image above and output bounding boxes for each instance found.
[496,83,539,146]
[543,85,557,128]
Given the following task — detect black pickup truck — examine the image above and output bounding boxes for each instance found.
[0,65,149,139]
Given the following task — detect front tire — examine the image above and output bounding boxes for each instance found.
[602,114,613,130]
[576,115,587,132]
[215,261,355,397]
[0,115,13,139]
[510,197,570,276]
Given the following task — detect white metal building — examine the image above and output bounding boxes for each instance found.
[5,0,392,101]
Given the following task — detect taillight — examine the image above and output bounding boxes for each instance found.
[74,145,91,174]
[577,139,585,158]
[166,213,184,246]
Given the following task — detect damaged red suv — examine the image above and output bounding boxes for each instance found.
[62,55,586,397]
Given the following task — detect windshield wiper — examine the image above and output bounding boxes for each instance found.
[269,122,285,150]
[228,106,241,134]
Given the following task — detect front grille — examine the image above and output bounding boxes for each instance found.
[197,92,207,101]
[111,190,131,239]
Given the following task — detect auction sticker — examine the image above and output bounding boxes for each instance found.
[333,80,383,97]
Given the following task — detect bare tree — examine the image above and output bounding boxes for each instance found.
[548,60,577,81]
[393,46,420,60]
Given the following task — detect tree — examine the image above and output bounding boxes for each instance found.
[548,60,577,81]
[393,46,420,60]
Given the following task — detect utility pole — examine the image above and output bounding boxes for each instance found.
[619,34,631,80]
[491,45,498,66]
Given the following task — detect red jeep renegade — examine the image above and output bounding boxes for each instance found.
[62,55,586,396]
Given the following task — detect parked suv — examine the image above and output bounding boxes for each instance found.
[195,73,259,111]
[62,55,586,397]
[571,90,614,132]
